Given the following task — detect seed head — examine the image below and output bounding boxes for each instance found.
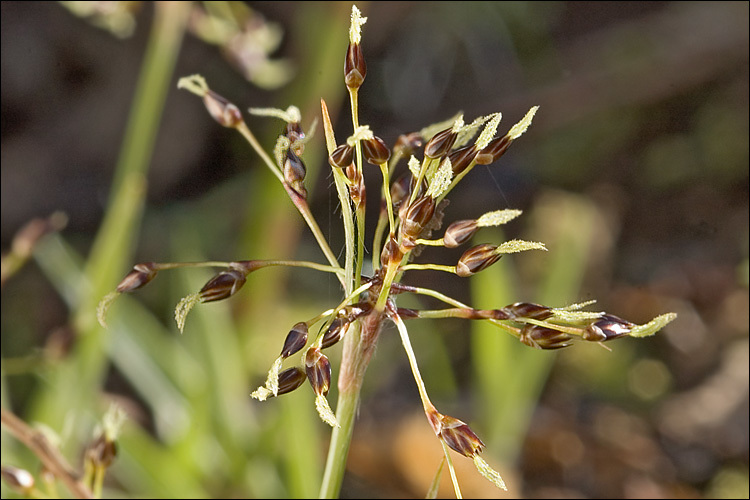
[443,219,478,248]
[305,346,332,397]
[424,126,458,159]
[456,244,502,277]
[519,324,572,349]
[584,314,634,341]
[322,317,350,349]
[276,367,307,396]
[329,143,354,169]
[401,195,436,241]
[203,90,243,128]
[505,302,554,320]
[362,136,391,165]
[280,322,309,358]
[116,262,158,293]
[199,268,248,302]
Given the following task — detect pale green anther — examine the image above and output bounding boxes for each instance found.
[408,155,421,178]
[552,309,605,323]
[473,456,507,491]
[274,135,292,167]
[495,239,547,254]
[474,112,503,150]
[174,293,201,334]
[455,114,493,148]
[507,106,539,140]
[346,125,374,147]
[177,74,209,96]
[426,158,453,198]
[555,299,598,311]
[97,291,119,329]
[630,313,677,338]
[316,395,340,428]
[101,403,127,442]
[248,105,302,124]
[349,5,367,44]
[476,209,522,227]
[451,114,465,133]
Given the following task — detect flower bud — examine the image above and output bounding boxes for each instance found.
[400,195,436,240]
[116,262,157,293]
[199,268,247,302]
[519,324,572,350]
[424,127,458,159]
[344,42,367,90]
[329,143,354,169]
[280,322,308,358]
[505,302,553,320]
[276,367,307,396]
[305,347,331,396]
[362,136,391,165]
[203,90,242,128]
[584,314,633,341]
[474,135,511,165]
[284,149,307,184]
[1,465,35,494]
[456,244,502,277]
[443,219,478,248]
[447,145,478,175]
[85,434,117,468]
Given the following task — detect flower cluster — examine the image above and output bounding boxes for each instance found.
[98,5,675,496]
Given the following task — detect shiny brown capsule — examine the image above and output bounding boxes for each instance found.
[443,219,478,248]
[199,269,247,302]
[455,244,502,277]
[116,262,158,293]
[280,322,309,358]
[362,136,391,165]
[424,127,458,159]
[329,143,354,169]
[203,90,242,128]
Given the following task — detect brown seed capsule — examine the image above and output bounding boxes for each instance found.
[284,149,307,184]
[447,145,478,175]
[393,132,423,158]
[443,219,478,248]
[1,465,35,493]
[380,234,402,267]
[431,413,485,458]
[389,173,411,208]
[519,324,572,350]
[344,42,367,90]
[280,322,309,358]
[475,135,511,165]
[456,244,502,277]
[199,268,247,302]
[116,262,158,293]
[203,90,242,128]
[86,434,118,468]
[505,302,554,320]
[276,367,308,396]
[322,317,350,349]
[362,136,391,165]
[424,127,458,159]
[585,314,633,341]
[329,143,354,169]
[305,347,331,396]
[401,195,436,240]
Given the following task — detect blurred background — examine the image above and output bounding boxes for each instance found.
[1,1,747,498]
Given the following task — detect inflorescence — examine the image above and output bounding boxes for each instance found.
[98,5,676,495]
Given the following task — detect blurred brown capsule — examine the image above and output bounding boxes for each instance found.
[116,262,157,293]
[474,135,511,165]
[199,268,247,302]
[305,347,331,396]
[286,121,305,145]
[1,465,35,494]
[429,412,485,458]
[276,367,308,396]
[519,324,572,350]
[401,195,436,240]
[284,149,307,184]
[203,90,242,128]
[584,314,633,341]
[322,317,350,349]
[424,127,458,159]
[344,42,367,90]
[362,136,391,165]
[281,322,309,358]
[86,434,117,468]
[447,145,478,175]
[380,234,402,267]
[389,173,411,208]
[329,143,354,169]
[393,132,423,158]
[443,219,478,248]
[456,244,501,277]
[505,302,553,320]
